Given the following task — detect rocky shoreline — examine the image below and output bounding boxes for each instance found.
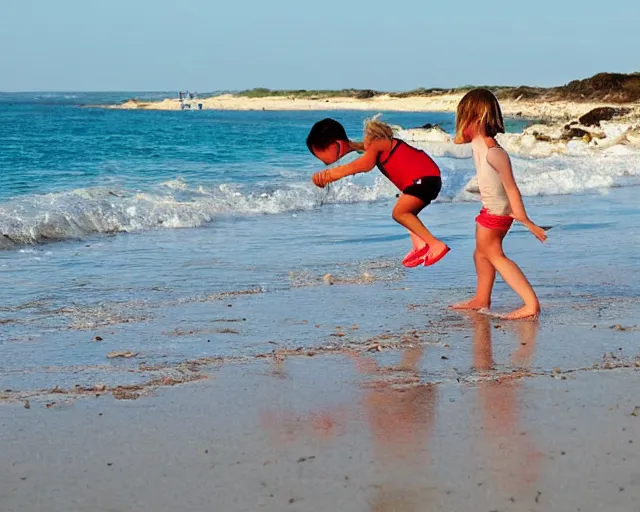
[397,105,640,158]
[97,72,640,155]
[100,72,640,123]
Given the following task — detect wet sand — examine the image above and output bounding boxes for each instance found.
[2,317,639,512]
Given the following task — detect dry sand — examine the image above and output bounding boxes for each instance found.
[109,93,640,122]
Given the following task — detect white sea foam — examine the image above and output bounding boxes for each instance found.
[0,178,398,247]
[457,152,640,202]
[399,121,640,159]
[1,140,639,248]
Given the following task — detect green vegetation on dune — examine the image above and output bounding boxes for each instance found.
[234,73,640,103]
[236,88,379,99]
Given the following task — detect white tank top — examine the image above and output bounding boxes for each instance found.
[471,138,512,216]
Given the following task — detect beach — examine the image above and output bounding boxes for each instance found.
[109,92,640,122]
[2,183,640,510]
[103,74,640,157]
[2,347,640,511]
[1,92,640,511]
[105,73,640,124]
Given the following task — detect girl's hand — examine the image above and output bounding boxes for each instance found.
[527,223,548,243]
[514,215,547,243]
[312,170,335,188]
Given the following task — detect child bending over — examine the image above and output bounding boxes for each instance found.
[307,117,449,267]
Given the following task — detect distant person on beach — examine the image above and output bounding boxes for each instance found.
[451,89,547,320]
[307,117,449,267]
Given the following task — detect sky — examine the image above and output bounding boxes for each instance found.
[1,0,639,92]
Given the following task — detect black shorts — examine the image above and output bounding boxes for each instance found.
[401,176,442,205]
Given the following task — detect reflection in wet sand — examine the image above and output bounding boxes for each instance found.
[259,316,545,511]
[359,349,437,463]
[471,312,543,493]
[358,348,438,512]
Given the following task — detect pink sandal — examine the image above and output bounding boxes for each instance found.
[424,246,450,267]
[402,245,430,268]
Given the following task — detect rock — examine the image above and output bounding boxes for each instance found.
[561,73,640,102]
[523,122,605,145]
[579,107,631,127]
[106,350,138,359]
[561,127,590,141]
[525,123,564,141]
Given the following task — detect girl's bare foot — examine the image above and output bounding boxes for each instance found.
[450,297,490,310]
[500,306,540,321]
[482,306,540,321]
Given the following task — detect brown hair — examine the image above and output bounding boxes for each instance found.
[364,115,394,141]
[454,88,505,144]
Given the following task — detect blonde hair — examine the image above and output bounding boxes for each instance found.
[364,114,394,141]
[454,88,505,144]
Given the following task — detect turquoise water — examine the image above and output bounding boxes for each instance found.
[1,93,639,394]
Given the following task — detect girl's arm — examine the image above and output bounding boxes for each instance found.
[312,140,384,188]
[487,148,547,243]
[350,141,365,152]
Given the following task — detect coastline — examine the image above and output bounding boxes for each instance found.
[99,92,640,155]
[102,92,640,122]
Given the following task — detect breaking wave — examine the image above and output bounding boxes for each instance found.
[1,149,639,249]
[0,178,397,249]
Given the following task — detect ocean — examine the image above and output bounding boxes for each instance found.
[1,93,639,397]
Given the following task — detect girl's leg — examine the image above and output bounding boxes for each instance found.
[409,231,424,250]
[392,195,448,260]
[451,224,507,310]
[476,225,540,320]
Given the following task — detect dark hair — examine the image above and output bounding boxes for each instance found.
[306,118,348,153]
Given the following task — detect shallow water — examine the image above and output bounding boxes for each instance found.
[0,94,639,394]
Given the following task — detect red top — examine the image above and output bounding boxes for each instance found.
[376,139,440,191]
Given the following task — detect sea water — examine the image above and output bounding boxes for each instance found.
[1,93,639,394]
